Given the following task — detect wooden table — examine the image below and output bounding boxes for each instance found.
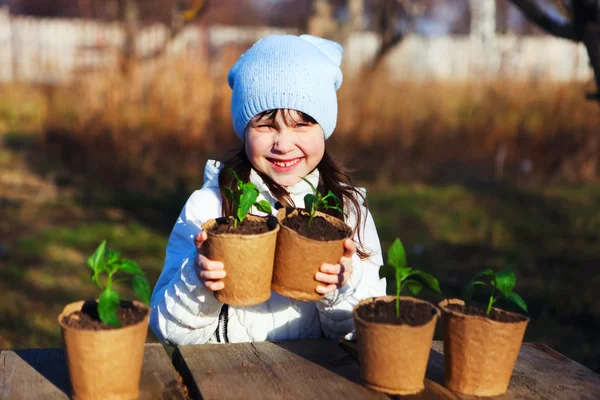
[1,339,599,399]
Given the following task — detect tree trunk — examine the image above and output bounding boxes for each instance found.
[583,22,600,99]
[470,0,496,41]
[508,0,600,100]
[119,0,139,75]
[307,0,337,39]
[371,0,402,69]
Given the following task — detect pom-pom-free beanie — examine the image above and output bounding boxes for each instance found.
[227,34,343,140]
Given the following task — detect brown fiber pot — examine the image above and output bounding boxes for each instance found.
[58,300,149,400]
[272,208,351,301]
[353,296,440,395]
[202,215,279,306]
[439,298,529,396]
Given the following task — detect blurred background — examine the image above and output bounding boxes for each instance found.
[0,0,599,373]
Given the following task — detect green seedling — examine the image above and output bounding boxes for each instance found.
[301,177,343,226]
[87,240,152,327]
[222,168,272,229]
[379,238,441,317]
[463,264,528,315]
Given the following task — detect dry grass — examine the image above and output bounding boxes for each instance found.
[1,54,599,192]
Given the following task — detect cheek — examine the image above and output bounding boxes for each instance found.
[297,135,325,159]
[245,133,270,160]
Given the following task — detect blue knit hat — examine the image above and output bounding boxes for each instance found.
[227,34,343,140]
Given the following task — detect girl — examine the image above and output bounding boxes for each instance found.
[150,34,386,345]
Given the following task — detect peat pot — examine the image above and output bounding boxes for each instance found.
[439,298,529,396]
[202,215,279,306]
[58,300,150,400]
[353,296,440,395]
[272,208,351,301]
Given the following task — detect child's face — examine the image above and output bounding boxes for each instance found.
[245,109,325,187]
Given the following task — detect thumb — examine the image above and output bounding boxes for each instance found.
[343,239,355,258]
[194,231,208,251]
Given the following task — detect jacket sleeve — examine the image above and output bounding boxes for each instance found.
[316,199,386,341]
[149,187,224,345]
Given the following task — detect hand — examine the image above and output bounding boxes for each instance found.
[194,231,226,291]
[315,239,355,295]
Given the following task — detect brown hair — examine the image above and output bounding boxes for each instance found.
[219,109,370,259]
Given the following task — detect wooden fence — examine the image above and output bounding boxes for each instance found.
[0,7,593,84]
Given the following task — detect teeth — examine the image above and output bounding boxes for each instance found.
[272,158,300,167]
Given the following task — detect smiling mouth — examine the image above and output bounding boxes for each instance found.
[268,158,303,167]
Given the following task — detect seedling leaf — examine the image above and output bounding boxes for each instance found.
[387,238,407,269]
[463,265,527,316]
[255,200,272,214]
[225,170,273,228]
[300,176,342,226]
[300,176,317,193]
[464,280,486,301]
[120,259,144,276]
[494,265,516,298]
[508,292,528,312]
[133,275,151,305]
[304,194,316,214]
[379,264,395,280]
[106,251,121,274]
[413,271,441,293]
[222,187,234,201]
[99,288,120,327]
[86,241,153,327]
[226,168,241,185]
[381,238,440,318]
[405,280,423,296]
[88,240,106,273]
[238,183,258,222]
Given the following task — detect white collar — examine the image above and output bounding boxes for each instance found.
[249,167,320,197]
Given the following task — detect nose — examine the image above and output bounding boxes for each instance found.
[272,128,295,154]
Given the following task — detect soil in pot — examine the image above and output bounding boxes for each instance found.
[61,300,148,330]
[445,303,527,323]
[206,215,278,235]
[355,299,438,326]
[281,209,350,241]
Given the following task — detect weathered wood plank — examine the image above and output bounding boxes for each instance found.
[173,339,389,400]
[344,340,600,400]
[0,344,188,400]
[0,348,69,400]
[139,343,189,400]
[510,343,600,400]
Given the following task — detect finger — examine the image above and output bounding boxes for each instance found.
[319,263,342,275]
[196,254,224,270]
[315,271,342,285]
[200,269,226,281]
[203,258,224,271]
[316,284,337,295]
[194,231,208,250]
[342,239,356,258]
[203,280,225,291]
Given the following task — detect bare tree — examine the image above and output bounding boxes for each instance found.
[116,0,209,74]
[307,0,363,44]
[370,0,430,68]
[508,0,600,100]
